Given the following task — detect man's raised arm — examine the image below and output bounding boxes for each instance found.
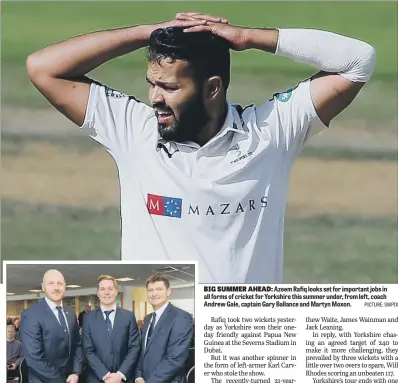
[26,18,206,126]
[245,27,376,127]
[179,12,376,127]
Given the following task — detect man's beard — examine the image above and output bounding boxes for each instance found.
[156,94,210,143]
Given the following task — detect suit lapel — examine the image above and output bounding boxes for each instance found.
[145,303,173,354]
[142,315,151,350]
[64,307,75,354]
[42,299,60,327]
[42,299,70,350]
[59,304,71,349]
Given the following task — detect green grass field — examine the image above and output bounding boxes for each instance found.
[2,2,397,119]
[1,1,397,283]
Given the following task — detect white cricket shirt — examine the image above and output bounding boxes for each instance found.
[81,79,326,283]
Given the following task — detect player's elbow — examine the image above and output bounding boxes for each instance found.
[356,42,376,82]
[340,41,376,84]
[26,54,42,80]
[361,42,376,80]
[26,53,52,84]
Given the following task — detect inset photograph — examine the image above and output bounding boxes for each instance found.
[5,262,195,383]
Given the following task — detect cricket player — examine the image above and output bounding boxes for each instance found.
[26,13,376,283]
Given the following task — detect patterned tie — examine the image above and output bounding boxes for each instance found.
[146,312,157,345]
[56,306,69,346]
[104,310,114,335]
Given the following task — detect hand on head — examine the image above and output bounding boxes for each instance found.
[174,12,248,51]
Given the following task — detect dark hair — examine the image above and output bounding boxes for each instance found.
[146,274,170,289]
[147,27,231,92]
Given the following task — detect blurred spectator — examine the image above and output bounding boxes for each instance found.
[12,318,21,340]
[78,304,91,328]
[7,325,23,380]
[136,319,144,343]
[7,316,12,325]
[12,318,21,332]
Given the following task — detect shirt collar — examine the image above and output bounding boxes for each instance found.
[156,101,248,149]
[100,304,117,313]
[45,296,63,310]
[154,301,169,317]
[219,101,248,136]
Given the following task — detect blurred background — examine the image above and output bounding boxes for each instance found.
[1,1,397,283]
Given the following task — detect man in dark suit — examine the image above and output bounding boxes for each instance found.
[78,304,91,328]
[136,274,193,383]
[82,275,140,383]
[20,269,83,383]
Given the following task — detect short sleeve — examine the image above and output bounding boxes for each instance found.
[257,79,328,158]
[80,82,153,156]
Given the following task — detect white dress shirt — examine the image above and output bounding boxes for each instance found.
[100,304,117,327]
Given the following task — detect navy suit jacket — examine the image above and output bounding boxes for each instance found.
[136,303,193,383]
[20,299,83,383]
[82,307,140,382]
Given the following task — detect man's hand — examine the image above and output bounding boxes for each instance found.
[135,379,145,383]
[9,363,17,370]
[152,16,209,34]
[176,12,248,50]
[177,12,230,24]
[104,373,123,383]
[66,373,79,383]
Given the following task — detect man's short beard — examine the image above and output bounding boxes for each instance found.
[158,93,210,143]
